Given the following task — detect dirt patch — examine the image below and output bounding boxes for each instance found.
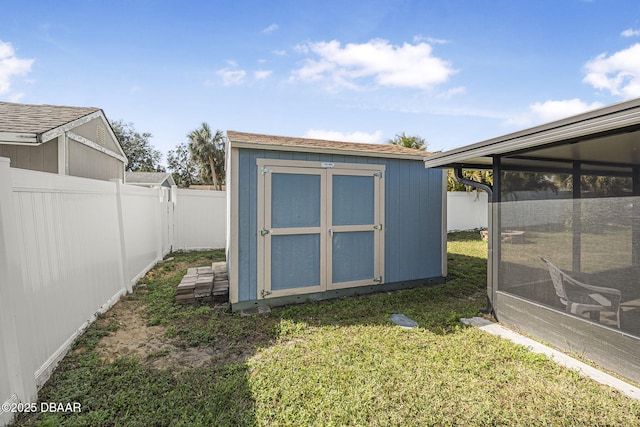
[93,297,220,371]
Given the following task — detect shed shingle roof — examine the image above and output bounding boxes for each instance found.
[0,102,100,135]
[227,130,432,160]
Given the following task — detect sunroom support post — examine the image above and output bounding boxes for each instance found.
[572,161,581,273]
[632,166,640,267]
[491,156,501,316]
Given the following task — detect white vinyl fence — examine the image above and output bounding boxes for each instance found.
[174,189,226,250]
[447,191,488,231]
[0,158,225,426]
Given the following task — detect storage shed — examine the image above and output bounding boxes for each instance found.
[0,101,126,181]
[424,97,640,383]
[226,131,446,310]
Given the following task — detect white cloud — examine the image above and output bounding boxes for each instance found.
[0,40,34,96]
[291,38,456,91]
[505,98,604,127]
[438,86,466,99]
[254,70,272,80]
[413,34,450,45]
[263,24,279,34]
[272,49,287,56]
[621,28,640,37]
[583,43,640,98]
[8,92,25,102]
[216,67,246,86]
[304,129,384,144]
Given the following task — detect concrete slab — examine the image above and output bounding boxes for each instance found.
[240,305,271,317]
[461,317,640,402]
[391,313,418,329]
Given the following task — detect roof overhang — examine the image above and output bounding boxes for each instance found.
[0,131,38,144]
[424,97,640,171]
[229,140,429,161]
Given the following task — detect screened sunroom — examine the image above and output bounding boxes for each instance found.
[425,98,640,383]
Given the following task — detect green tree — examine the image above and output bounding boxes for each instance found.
[167,142,200,187]
[557,174,631,197]
[447,169,493,191]
[188,123,225,190]
[501,171,557,200]
[111,120,164,172]
[387,132,427,151]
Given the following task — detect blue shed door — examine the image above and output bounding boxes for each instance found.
[257,160,384,299]
[258,165,327,298]
[328,169,384,289]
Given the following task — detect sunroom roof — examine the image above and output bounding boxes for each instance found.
[424,97,640,170]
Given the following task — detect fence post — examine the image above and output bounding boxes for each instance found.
[111,179,132,293]
[156,187,163,262]
[172,185,179,251]
[0,157,37,413]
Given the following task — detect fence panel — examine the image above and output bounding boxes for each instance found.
[9,169,127,393]
[118,183,164,285]
[447,191,488,231]
[175,189,226,250]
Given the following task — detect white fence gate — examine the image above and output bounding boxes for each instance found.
[0,158,225,426]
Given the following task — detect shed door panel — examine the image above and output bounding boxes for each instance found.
[260,167,326,298]
[328,170,383,289]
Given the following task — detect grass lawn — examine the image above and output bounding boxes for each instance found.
[14,231,640,426]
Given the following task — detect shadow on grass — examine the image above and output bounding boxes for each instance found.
[272,252,489,335]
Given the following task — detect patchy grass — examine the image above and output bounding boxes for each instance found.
[13,234,640,426]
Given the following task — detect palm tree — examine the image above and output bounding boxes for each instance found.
[188,123,225,190]
[447,169,493,191]
[387,132,427,151]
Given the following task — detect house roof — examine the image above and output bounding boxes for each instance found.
[125,171,176,186]
[227,130,432,160]
[423,97,640,170]
[0,102,100,139]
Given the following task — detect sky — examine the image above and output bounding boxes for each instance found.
[2,0,640,164]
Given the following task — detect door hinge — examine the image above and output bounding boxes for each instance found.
[373,171,382,178]
[260,228,271,236]
[261,166,272,174]
[261,289,272,298]
[373,224,382,230]
[373,276,383,283]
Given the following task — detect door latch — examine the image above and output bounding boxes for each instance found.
[328,228,334,237]
[373,276,383,283]
[373,224,382,230]
[260,228,271,236]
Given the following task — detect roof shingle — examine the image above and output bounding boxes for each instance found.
[0,102,100,135]
[226,130,432,160]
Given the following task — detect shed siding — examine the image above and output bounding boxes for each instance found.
[0,140,58,173]
[68,139,124,181]
[236,148,443,302]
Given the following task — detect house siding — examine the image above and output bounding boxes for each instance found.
[68,139,124,181]
[235,148,443,303]
[73,118,122,154]
[0,140,58,173]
